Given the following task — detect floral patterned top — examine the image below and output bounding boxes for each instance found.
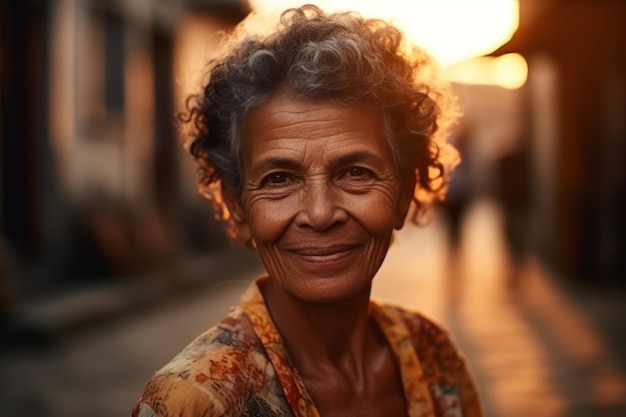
[132,277,482,417]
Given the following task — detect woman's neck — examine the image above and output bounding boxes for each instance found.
[261,279,376,375]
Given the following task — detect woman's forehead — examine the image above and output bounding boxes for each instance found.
[242,93,385,143]
[241,94,391,162]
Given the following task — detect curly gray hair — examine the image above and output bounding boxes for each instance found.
[181,4,458,231]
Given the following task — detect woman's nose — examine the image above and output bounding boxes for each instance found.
[295,181,347,231]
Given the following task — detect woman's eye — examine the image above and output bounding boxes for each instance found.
[346,167,374,179]
[261,172,291,187]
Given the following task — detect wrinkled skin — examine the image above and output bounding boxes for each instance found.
[223,92,413,417]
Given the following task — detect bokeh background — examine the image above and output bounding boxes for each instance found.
[1,0,625,416]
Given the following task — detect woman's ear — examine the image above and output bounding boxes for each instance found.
[221,182,253,243]
[394,178,415,230]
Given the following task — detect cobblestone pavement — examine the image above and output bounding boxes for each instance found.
[1,199,625,416]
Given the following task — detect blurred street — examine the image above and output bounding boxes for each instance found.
[1,198,625,417]
[2,1,626,416]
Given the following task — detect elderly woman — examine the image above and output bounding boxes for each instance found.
[133,5,482,417]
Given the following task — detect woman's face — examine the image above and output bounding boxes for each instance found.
[229,93,411,303]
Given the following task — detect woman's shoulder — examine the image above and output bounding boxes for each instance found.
[132,307,285,417]
[375,303,483,415]
[376,302,450,340]
[375,302,466,369]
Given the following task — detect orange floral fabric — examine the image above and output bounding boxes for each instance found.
[132,278,483,417]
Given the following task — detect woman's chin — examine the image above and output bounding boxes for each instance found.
[268,272,374,305]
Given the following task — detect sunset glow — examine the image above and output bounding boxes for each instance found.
[246,0,519,66]
[444,53,528,89]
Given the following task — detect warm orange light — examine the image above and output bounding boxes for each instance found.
[444,53,528,89]
[246,0,519,66]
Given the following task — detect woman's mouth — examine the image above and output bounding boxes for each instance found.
[289,244,359,262]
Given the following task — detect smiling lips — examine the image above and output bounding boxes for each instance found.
[288,244,360,263]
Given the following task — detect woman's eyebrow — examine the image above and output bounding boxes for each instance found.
[332,151,385,167]
[248,151,386,177]
[248,157,302,176]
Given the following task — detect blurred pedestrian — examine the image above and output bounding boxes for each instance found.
[495,143,531,292]
[438,125,474,307]
[440,125,474,253]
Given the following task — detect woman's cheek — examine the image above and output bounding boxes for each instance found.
[246,198,294,243]
[346,192,398,232]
